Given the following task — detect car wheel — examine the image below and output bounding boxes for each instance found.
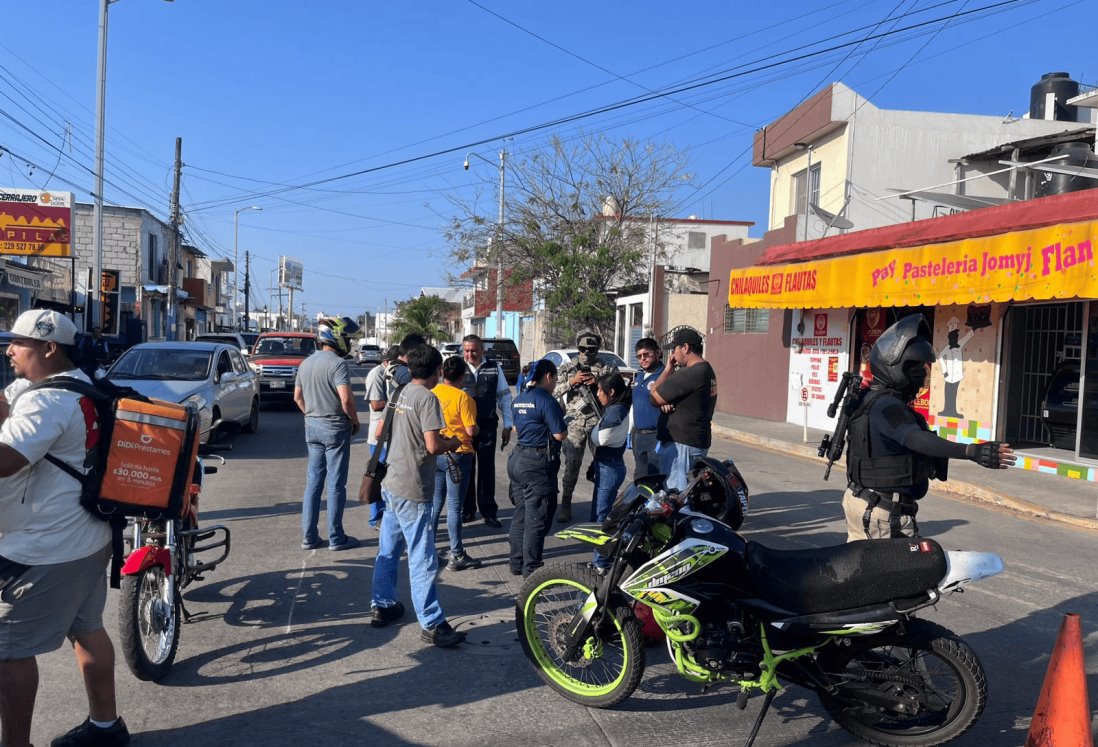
[243,398,260,434]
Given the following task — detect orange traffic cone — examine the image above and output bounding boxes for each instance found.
[1025,613,1094,747]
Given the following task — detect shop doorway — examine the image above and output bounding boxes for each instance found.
[1079,303,1097,461]
[1002,302,1085,450]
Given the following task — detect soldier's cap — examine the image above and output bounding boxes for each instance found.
[663,327,703,350]
[9,309,77,345]
[576,332,601,349]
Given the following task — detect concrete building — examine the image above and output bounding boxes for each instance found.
[710,76,1098,484]
[15,203,232,343]
[755,82,1089,241]
[613,216,752,367]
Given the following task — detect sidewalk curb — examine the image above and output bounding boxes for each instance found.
[712,425,1098,532]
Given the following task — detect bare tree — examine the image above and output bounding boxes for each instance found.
[446,133,690,345]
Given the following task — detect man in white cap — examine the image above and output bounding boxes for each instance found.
[0,310,130,747]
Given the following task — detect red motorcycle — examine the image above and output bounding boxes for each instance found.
[117,455,230,681]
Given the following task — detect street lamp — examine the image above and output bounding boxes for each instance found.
[464,149,506,338]
[233,205,262,330]
[92,0,172,329]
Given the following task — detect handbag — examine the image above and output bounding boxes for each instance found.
[358,385,405,504]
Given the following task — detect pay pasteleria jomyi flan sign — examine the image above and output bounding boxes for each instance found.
[0,189,74,257]
[728,220,1097,309]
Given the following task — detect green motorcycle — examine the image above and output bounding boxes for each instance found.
[515,457,999,747]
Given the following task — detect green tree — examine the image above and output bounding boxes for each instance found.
[388,294,456,345]
[446,133,690,345]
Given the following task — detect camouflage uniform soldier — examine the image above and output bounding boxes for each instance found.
[553,331,619,522]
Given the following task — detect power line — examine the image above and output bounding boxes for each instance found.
[184,0,1033,213]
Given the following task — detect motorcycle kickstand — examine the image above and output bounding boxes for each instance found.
[180,596,195,623]
[741,688,776,747]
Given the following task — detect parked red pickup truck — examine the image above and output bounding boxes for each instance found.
[248,332,316,401]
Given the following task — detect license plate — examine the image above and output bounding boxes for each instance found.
[269,380,286,389]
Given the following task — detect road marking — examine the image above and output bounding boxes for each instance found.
[285,555,311,633]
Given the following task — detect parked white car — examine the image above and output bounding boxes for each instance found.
[541,349,637,386]
[106,341,260,443]
[356,342,382,366]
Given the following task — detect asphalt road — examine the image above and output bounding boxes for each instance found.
[28,368,1098,746]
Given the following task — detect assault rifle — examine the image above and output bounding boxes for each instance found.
[817,371,864,480]
[572,364,605,419]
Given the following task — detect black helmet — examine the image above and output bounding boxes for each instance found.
[869,313,934,390]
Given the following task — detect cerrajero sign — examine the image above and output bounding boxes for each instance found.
[0,188,75,257]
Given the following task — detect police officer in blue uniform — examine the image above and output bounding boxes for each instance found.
[507,359,567,578]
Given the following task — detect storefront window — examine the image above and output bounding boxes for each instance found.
[1080,302,1098,461]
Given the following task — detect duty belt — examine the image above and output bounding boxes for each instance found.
[851,483,920,539]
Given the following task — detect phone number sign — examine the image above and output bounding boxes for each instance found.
[0,188,74,257]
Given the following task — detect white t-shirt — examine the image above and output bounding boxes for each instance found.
[363,363,388,446]
[0,370,111,564]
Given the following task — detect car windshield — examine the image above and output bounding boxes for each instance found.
[255,337,316,356]
[565,351,627,367]
[110,349,211,381]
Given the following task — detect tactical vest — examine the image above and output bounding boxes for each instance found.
[845,389,930,492]
[465,363,500,422]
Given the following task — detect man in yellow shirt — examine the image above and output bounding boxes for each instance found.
[432,356,481,570]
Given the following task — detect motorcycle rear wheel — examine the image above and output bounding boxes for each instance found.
[816,619,986,746]
[119,564,181,682]
[516,563,644,708]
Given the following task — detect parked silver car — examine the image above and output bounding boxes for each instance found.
[106,342,260,443]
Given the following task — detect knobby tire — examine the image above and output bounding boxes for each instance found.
[515,563,645,708]
[816,619,987,746]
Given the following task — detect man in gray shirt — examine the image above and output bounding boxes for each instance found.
[294,317,361,551]
[370,344,466,648]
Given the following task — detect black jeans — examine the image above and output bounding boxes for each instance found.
[463,418,499,519]
[507,447,560,577]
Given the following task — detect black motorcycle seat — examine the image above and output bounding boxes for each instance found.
[745,538,947,615]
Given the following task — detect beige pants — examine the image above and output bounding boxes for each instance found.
[842,488,915,542]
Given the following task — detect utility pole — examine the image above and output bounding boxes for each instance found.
[168,136,182,341]
[243,250,251,332]
[288,287,295,331]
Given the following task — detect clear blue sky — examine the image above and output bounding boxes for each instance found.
[1,0,1092,318]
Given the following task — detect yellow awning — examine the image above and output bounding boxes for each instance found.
[728,219,1097,309]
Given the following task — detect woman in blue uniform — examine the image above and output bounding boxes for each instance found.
[588,372,630,573]
[507,359,567,578]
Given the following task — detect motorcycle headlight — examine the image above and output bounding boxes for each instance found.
[182,393,208,412]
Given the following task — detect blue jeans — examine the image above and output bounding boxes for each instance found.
[659,441,708,493]
[302,417,352,547]
[372,489,445,631]
[590,456,626,570]
[433,452,473,554]
[367,443,388,527]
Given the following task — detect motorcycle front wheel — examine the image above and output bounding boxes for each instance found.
[119,564,181,682]
[816,619,986,746]
[515,563,645,708]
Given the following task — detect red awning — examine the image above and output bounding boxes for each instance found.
[758,189,1098,266]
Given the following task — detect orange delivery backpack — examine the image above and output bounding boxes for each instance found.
[22,376,201,585]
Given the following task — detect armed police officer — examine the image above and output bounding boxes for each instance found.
[553,331,619,523]
[842,314,1015,541]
